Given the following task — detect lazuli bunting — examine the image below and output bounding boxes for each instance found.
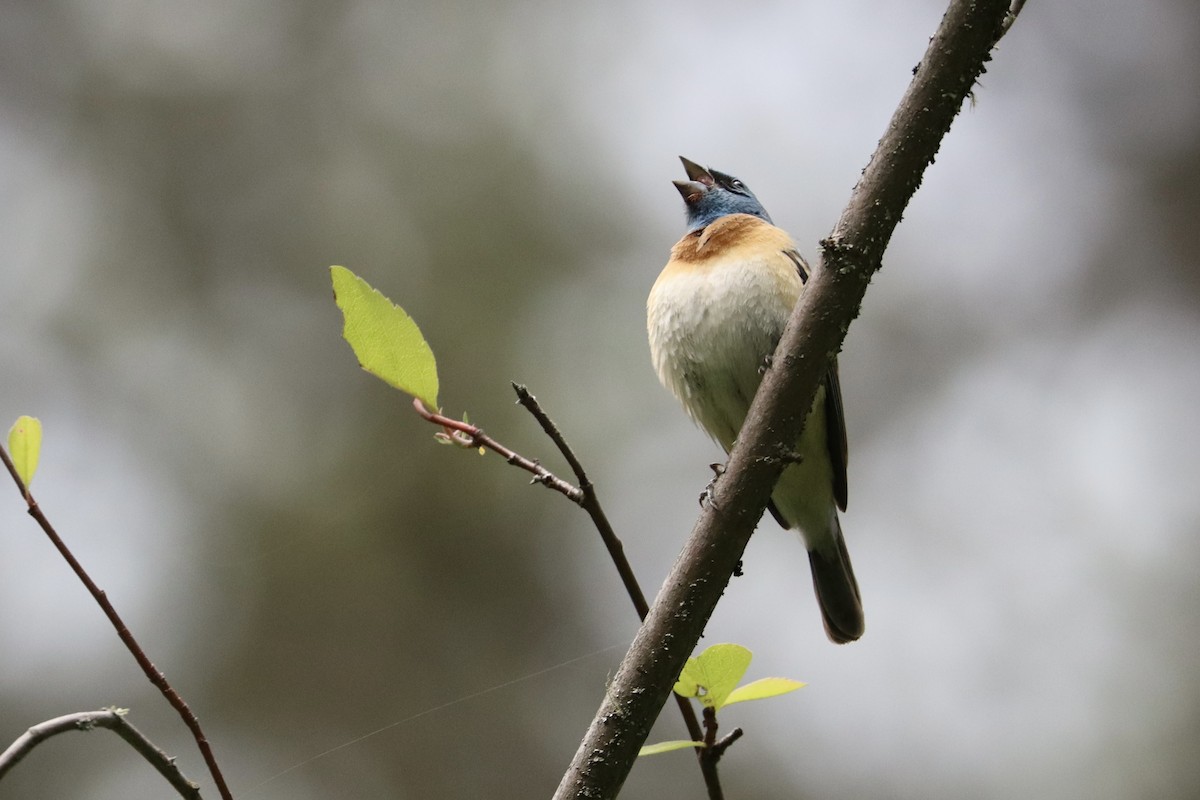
[647,157,864,643]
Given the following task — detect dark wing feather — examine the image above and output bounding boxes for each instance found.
[767,366,849,523]
[768,248,849,519]
[786,247,848,510]
[784,249,811,283]
[767,500,790,529]
[823,359,849,511]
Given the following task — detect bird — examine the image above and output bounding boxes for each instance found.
[647,156,864,643]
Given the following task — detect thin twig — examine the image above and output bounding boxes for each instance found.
[507,384,718,795]
[509,384,650,617]
[509,384,591,488]
[0,709,202,799]
[412,398,583,502]
[702,706,719,749]
[0,445,234,800]
[696,705,743,763]
[709,728,744,761]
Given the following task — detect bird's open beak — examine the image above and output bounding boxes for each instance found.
[673,156,714,203]
[679,156,714,185]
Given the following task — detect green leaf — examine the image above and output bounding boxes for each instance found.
[638,740,706,757]
[330,266,439,409]
[7,416,42,489]
[723,677,806,707]
[673,643,753,710]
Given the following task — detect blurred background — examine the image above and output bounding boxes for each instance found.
[1,0,1198,798]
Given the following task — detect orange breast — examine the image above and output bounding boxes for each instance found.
[668,213,797,268]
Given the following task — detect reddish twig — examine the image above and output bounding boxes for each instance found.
[412,398,583,502]
[0,445,233,800]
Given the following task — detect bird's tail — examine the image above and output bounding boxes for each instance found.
[807,516,865,644]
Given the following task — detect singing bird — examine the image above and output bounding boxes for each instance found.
[647,157,864,643]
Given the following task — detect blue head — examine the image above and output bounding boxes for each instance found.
[673,156,773,233]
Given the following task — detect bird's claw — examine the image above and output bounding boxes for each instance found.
[699,462,726,509]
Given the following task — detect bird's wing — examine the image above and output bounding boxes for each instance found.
[824,359,849,511]
[776,248,849,515]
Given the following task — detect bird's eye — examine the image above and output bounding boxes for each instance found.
[730,179,745,191]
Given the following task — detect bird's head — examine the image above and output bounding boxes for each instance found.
[673,156,773,232]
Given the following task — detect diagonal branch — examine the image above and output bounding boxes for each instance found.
[553,1,1021,797]
[0,709,203,799]
[509,384,651,619]
[413,397,585,502]
[0,445,233,800]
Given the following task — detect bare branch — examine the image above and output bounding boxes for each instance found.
[412,397,584,502]
[507,384,719,796]
[554,1,1017,797]
[0,709,203,799]
[509,384,651,619]
[708,728,744,762]
[416,388,721,795]
[0,445,234,800]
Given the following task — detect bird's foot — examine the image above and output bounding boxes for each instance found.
[699,462,726,509]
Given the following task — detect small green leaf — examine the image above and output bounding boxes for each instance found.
[330,266,439,409]
[638,740,706,757]
[723,677,806,707]
[673,643,753,710]
[7,416,42,489]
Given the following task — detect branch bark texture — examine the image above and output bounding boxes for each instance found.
[553,1,1014,797]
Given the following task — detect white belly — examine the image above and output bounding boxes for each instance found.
[647,256,838,545]
[647,260,797,450]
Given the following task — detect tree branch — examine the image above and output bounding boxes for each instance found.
[553,1,1019,797]
[416,389,720,795]
[510,384,651,619]
[413,397,585,502]
[507,385,718,796]
[0,445,234,800]
[0,709,203,799]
